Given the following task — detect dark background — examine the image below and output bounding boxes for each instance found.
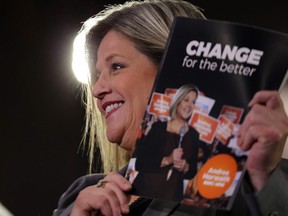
[1,0,287,215]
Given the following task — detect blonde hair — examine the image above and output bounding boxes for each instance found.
[169,83,199,119]
[77,0,206,173]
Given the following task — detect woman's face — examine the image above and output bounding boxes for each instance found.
[92,30,158,154]
[176,91,197,120]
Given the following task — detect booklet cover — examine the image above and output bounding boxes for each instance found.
[125,17,288,211]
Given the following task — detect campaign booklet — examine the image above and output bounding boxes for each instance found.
[125,17,288,211]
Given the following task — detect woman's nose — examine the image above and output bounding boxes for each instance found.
[188,102,195,109]
[92,73,111,100]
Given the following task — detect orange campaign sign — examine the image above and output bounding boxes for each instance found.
[147,92,172,117]
[196,154,237,199]
[189,111,219,144]
[219,105,244,124]
[164,88,178,98]
[216,115,235,145]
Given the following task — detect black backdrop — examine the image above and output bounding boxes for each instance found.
[1,0,287,215]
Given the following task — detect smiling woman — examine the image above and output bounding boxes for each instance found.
[92,30,157,153]
[133,84,201,202]
[52,1,288,216]
[73,0,207,174]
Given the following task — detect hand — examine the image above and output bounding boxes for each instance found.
[172,147,188,172]
[237,90,288,191]
[71,172,132,216]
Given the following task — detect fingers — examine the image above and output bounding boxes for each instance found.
[238,105,281,150]
[103,173,131,213]
[71,172,132,216]
[72,186,118,216]
[172,148,183,160]
[236,90,288,190]
[238,90,288,150]
[248,90,283,110]
[105,172,132,192]
[238,123,282,151]
[173,159,187,171]
[172,148,186,171]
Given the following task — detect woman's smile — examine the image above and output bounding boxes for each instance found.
[102,101,124,118]
[176,91,197,120]
[92,30,158,153]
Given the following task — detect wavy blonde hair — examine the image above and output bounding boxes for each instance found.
[76,0,206,173]
[169,83,200,119]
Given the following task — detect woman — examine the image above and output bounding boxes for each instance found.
[133,84,201,202]
[53,1,288,216]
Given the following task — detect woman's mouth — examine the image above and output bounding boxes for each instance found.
[184,108,192,114]
[104,102,123,117]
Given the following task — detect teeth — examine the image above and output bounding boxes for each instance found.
[184,108,191,113]
[105,102,123,113]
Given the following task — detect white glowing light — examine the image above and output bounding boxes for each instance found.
[72,17,99,84]
[72,31,90,84]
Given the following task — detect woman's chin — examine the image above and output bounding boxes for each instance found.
[106,131,121,143]
[106,124,139,152]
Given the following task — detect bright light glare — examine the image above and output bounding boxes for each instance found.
[72,32,90,84]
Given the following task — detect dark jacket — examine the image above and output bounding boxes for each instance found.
[52,159,288,216]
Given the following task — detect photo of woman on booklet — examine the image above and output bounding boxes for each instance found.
[131,81,249,208]
[133,84,201,202]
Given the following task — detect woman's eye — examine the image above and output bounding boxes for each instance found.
[111,63,124,71]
